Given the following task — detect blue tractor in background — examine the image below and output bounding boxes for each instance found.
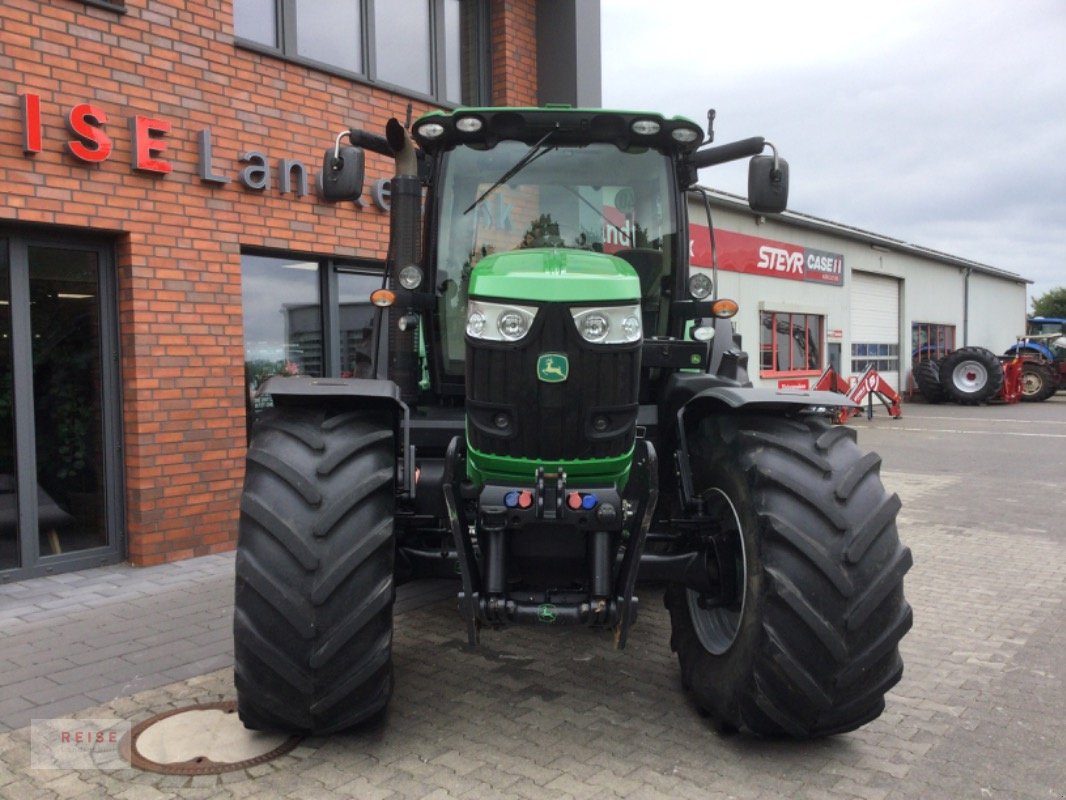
[1005,317,1066,402]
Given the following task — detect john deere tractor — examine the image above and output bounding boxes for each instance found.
[234,106,912,739]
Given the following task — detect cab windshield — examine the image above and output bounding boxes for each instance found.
[435,142,678,377]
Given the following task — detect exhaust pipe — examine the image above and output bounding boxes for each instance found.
[384,118,422,405]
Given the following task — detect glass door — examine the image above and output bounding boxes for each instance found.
[0,234,122,581]
[0,240,16,572]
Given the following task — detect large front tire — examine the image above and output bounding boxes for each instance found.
[234,406,396,735]
[666,414,913,738]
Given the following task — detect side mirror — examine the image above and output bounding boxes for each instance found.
[320,145,365,202]
[748,155,789,214]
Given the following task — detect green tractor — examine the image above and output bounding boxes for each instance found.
[233,106,912,739]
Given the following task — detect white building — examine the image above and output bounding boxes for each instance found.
[689,190,1029,394]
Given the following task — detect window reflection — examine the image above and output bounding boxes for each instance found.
[234,0,484,103]
[443,0,463,103]
[29,247,106,555]
[295,0,361,73]
[234,0,277,46]
[374,0,431,94]
[241,255,323,421]
[337,271,382,378]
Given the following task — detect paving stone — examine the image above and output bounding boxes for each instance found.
[0,408,1065,797]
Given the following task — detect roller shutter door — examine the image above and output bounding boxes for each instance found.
[850,271,901,390]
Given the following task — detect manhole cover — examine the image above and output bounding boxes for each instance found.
[121,701,301,775]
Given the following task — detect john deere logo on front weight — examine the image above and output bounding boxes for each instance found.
[537,353,569,383]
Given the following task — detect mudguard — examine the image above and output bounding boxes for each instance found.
[684,384,860,414]
[1005,341,1054,361]
[258,376,414,497]
[662,374,858,510]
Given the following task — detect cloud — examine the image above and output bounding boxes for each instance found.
[602,0,1066,300]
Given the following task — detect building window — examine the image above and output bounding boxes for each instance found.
[911,322,956,362]
[852,343,900,374]
[760,311,824,374]
[241,252,383,431]
[234,0,487,105]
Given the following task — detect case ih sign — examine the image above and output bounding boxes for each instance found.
[690,224,845,287]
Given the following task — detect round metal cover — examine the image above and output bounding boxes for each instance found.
[121,701,301,775]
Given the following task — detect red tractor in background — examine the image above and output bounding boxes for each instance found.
[912,317,1064,405]
[1004,317,1066,402]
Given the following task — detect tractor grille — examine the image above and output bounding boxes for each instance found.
[466,303,640,461]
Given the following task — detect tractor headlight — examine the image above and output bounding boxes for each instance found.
[571,305,642,344]
[466,310,486,337]
[579,312,610,343]
[688,272,714,299]
[398,264,423,290]
[466,300,538,342]
[631,119,661,136]
[498,310,530,341]
[416,122,445,139]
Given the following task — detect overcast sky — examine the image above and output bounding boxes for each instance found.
[601,0,1066,306]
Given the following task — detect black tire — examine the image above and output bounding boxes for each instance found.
[1019,361,1057,402]
[913,359,946,403]
[665,414,913,738]
[939,346,1004,404]
[234,406,396,735]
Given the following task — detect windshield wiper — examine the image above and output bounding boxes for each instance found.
[463,128,556,215]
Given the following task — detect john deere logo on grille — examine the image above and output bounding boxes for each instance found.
[537,353,569,383]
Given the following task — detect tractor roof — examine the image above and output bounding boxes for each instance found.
[412,106,704,156]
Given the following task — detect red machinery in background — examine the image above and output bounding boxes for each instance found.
[815,366,902,424]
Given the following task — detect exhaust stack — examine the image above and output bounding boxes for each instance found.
[384,118,422,405]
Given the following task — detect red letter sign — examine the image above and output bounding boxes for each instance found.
[21,93,42,154]
[130,116,172,174]
[66,103,112,163]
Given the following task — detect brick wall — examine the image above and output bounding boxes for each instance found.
[491,0,538,106]
[0,0,538,565]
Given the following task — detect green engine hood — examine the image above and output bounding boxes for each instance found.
[468,249,640,303]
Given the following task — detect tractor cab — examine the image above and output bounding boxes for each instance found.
[412,109,704,390]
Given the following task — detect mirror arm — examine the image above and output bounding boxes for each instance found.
[692,136,766,169]
[347,128,395,158]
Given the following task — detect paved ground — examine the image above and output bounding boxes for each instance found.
[0,396,1063,799]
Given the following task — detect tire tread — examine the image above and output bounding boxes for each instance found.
[666,413,913,738]
[234,406,396,735]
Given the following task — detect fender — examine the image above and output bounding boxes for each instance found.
[1005,341,1054,361]
[258,376,414,497]
[661,373,858,511]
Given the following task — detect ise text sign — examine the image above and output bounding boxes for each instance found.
[17,92,391,207]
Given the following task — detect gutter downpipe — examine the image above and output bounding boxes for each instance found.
[963,267,972,346]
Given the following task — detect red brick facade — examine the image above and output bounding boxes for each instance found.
[0,0,538,565]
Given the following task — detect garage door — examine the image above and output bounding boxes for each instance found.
[850,271,901,390]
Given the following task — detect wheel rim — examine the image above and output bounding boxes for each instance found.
[951,359,987,392]
[1021,370,1043,396]
[686,487,747,655]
